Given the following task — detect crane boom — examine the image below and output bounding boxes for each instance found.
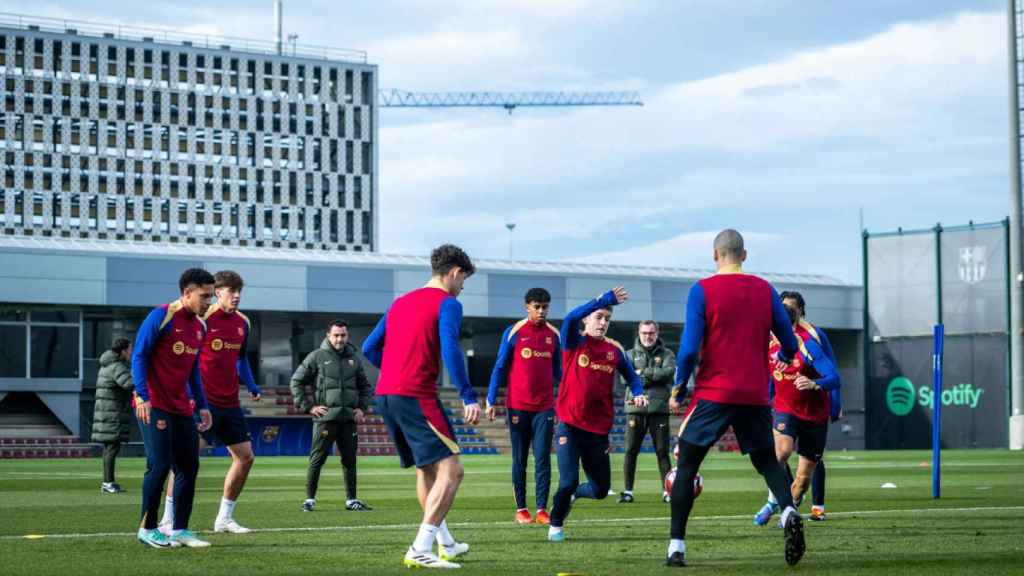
[378,90,642,112]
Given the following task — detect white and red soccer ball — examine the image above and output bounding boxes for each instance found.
[664,467,703,499]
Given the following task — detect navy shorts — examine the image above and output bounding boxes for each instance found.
[196,405,251,447]
[773,411,828,461]
[680,399,774,455]
[376,394,460,468]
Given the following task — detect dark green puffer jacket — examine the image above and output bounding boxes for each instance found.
[289,339,371,423]
[625,338,676,414]
[90,350,135,443]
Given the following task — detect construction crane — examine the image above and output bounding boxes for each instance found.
[378,90,643,113]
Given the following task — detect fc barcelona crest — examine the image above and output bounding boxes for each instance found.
[261,425,280,443]
[606,351,615,361]
[959,246,987,285]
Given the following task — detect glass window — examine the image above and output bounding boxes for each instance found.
[30,326,79,378]
[0,325,27,377]
[31,310,80,324]
[0,308,27,322]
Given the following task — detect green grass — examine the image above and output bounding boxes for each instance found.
[1,449,1022,575]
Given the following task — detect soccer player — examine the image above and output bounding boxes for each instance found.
[362,244,480,569]
[665,229,805,568]
[547,286,648,543]
[620,320,676,504]
[197,270,261,533]
[754,291,842,525]
[132,268,214,549]
[486,287,562,525]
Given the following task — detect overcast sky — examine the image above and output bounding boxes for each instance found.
[9,0,1013,283]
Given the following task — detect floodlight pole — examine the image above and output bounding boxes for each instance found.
[1008,0,1024,449]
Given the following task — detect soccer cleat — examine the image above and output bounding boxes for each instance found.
[403,547,460,569]
[101,482,124,494]
[534,509,551,525]
[809,506,826,522]
[617,491,634,504]
[515,509,533,524]
[547,528,565,542]
[662,491,671,504]
[301,499,315,512]
[137,528,175,549]
[665,552,687,567]
[214,518,252,533]
[170,529,211,548]
[157,521,173,536]
[753,501,779,526]
[783,511,806,566]
[346,499,373,511]
[438,541,469,561]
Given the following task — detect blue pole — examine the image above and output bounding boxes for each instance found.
[932,324,944,499]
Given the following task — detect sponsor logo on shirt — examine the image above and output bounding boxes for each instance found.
[172,341,199,356]
[522,347,552,360]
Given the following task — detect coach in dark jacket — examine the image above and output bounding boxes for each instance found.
[91,338,134,493]
[290,320,373,511]
[620,321,676,503]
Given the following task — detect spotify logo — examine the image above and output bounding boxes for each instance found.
[886,377,916,416]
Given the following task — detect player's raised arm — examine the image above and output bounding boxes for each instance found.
[561,288,625,349]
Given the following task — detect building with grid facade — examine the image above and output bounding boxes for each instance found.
[0,17,378,251]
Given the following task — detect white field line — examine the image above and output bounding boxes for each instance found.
[2,505,1022,541]
[2,460,1022,480]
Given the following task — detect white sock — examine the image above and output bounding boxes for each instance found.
[412,523,438,553]
[780,506,796,525]
[623,490,633,496]
[668,539,686,556]
[435,520,456,547]
[217,497,236,522]
[161,497,174,525]
[548,526,563,538]
[767,490,778,505]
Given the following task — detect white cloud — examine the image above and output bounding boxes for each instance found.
[378,9,1008,269]
[575,230,786,270]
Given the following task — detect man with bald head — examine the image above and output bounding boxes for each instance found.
[664,229,806,568]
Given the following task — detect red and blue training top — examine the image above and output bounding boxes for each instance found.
[132,300,208,416]
[199,304,260,408]
[673,271,799,406]
[363,287,478,404]
[556,291,644,435]
[769,321,841,424]
[487,319,562,412]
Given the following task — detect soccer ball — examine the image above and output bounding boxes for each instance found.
[664,467,703,499]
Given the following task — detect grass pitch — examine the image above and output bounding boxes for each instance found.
[1,449,1022,575]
